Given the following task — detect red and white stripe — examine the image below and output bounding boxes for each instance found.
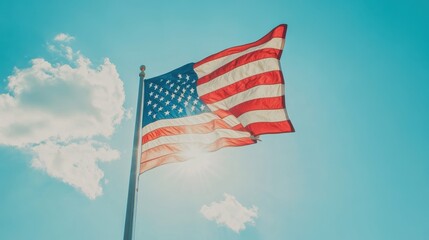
[140,111,254,173]
[195,24,294,136]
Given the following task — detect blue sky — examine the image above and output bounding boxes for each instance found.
[1,0,428,239]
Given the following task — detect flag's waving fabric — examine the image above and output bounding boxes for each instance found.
[140,24,294,173]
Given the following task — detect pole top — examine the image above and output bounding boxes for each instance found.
[139,65,146,79]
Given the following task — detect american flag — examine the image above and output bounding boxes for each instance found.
[140,24,294,173]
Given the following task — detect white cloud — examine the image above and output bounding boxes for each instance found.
[200,193,258,233]
[0,34,126,199]
[54,33,75,42]
[32,141,119,199]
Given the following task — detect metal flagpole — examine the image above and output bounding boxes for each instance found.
[123,65,146,240]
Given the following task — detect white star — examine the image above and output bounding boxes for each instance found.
[149,92,154,97]
[177,97,182,102]
[154,85,158,90]
[166,80,170,84]
[165,111,170,115]
[187,95,192,101]
[153,114,157,119]
[178,74,182,79]
[184,101,189,106]
[153,103,158,108]
[148,110,152,116]
[190,88,195,94]
[193,99,198,105]
[149,83,153,88]
[147,100,152,105]
[169,83,174,88]
[186,84,190,88]
[158,106,163,111]
[178,108,183,113]
[154,94,159,99]
[165,90,169,95]
[165,100,171,106]
[172,104,177,110]
[171,93,176,99]
[191,106,195,111]
[200,105,205,110]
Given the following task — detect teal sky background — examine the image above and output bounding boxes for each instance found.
[1,0,428,239]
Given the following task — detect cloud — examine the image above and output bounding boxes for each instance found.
[200,193,258,233]
[0,34,126,199]
[54,33,75,42]
[31,141,120,199]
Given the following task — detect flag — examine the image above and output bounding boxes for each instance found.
[140,24,294,173]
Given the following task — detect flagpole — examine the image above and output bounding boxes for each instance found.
[123,65,145,240]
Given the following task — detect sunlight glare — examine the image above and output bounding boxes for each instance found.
[175,148,215,177]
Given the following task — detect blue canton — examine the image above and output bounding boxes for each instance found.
[142,63,211,127]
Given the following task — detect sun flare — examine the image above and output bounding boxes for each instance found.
[174,148,216,177]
